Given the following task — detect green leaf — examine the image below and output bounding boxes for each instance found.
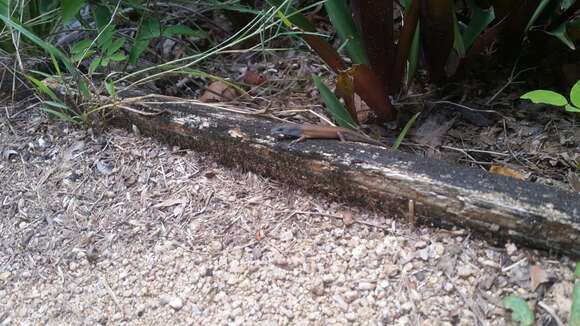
[521,90,569,107]
[78,79,91,100]
[128,18,160,64]
[50,54,62,77]
[565,104,580,113]
[405,20,421,85]
[44,100,69,109]
[452,12,466,57]
[100,57,110,67]
[62,0,86,23]
[162,25,207,38]
[71,39,92,54]
[109,51,126,61]
[89,58,101,74]
[94,5,112,30]
[105,37,125,56]
[526,0,551,30]
[25,75,59,102]
[42,107,78,124]
[462,0,495,49]
[312,75,356,129]
[72,50,96,62]
[325,0,367,64]
[139,18,161,39]
[393,112,420,150]
[503,295,535,326]
[570,80,580,108]
[97,25,115,49]
[572,263,580,326]
[0,13,78,77]
[105,80,116,98]
[546,22,576,50]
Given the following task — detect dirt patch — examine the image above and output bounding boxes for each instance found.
[0,107,577,325]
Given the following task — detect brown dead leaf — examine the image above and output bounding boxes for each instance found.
[243,70,266,86]
[199,81,239,102]
[530,264,548,291]
[489,165,528,180]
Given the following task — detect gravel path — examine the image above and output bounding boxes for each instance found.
[0,112,577,325]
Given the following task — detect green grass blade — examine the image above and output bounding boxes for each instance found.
[405,20,421,86]
[0,13,78,77]
[312,74,356,129]
[392,112,420,150]
[325,0,367,64]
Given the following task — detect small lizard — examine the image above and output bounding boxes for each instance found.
[271,124,385,147]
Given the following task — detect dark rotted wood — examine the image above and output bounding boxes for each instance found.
[109,98,580,257]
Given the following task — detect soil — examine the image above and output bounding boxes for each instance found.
[1,103,578,325]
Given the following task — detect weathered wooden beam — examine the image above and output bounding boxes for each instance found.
[110,97,580,256]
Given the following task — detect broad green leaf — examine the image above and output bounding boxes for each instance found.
[572,262,580,326]
[462,0,495,49]
[109,52,126,61]
[393,112,420,150]
[570,80,580,108]
[105,37,125,56]
[325,0,367,64]
[62,0,86,23]
[503,295,534,326]
[521,90,569,107]
[97,25,115,49]
[139,18,161,39]
[565,104,580,113]
[105,80,116,98]
[72,50,96,62]
[128,18,160,64]
[71,39,92,54]
[312,75,356,129]
[546,22,576,50]
[94,5,112,29]
[89,58,101,74]
[162,25,207,38]
[100,57,110,67]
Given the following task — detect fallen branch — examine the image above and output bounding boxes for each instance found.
[104,95,579,257]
